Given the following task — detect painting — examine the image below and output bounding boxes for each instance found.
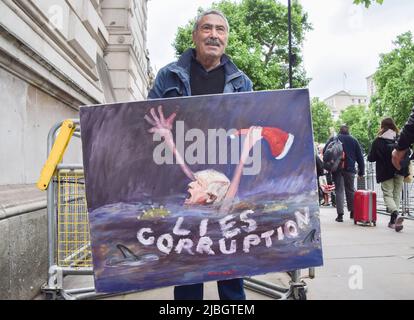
[79,89,324,294]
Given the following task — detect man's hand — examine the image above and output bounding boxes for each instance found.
[144,105,176,139]
[392,149,407,170]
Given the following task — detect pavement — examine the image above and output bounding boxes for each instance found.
[41,206,414,300]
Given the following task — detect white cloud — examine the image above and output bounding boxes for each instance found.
[301,0,414,99]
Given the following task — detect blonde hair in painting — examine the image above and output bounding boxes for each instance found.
[194,169,230,204]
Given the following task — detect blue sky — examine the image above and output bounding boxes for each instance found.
[146,0,414,100]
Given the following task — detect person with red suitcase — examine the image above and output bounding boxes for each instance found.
[368,118,409,232]
[324,125,365,222]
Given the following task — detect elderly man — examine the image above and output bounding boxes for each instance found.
[147,9,252,300]
[148,9,252,99]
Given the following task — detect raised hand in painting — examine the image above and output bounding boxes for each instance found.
[232,126,294,161]
[239,126,263,162]
[144,105,195,181]
[144,105,177,140]
[221,125,295,213]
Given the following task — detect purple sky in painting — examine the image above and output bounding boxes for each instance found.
[80,89,315,212]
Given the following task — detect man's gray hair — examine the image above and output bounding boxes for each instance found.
[192,9,230,33]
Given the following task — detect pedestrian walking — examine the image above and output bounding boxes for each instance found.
[368,118,408,232]
[324,125,365,222]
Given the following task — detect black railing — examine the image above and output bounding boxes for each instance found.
[361,160,414,219]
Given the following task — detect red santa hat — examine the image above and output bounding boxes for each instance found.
[262,127,294,159]
[230,127,294,160]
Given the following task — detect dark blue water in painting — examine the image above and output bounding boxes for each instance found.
[89,192,323,294]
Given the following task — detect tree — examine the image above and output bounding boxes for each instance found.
[311,98,334,144]
[173,0,312,90]
[334,32,414,154]
[353,0,383,7]
[370,31,414,129]
[336,105,374,154]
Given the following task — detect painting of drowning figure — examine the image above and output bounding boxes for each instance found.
[80,89,324,294]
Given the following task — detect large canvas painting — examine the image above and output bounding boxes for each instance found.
[79,89,323,294]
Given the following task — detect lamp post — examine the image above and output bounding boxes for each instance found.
[288,0,293,89]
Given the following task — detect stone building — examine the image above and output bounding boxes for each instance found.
[0,0,152,185]
[366,73,376,101]
[0,0,151,299]
[324,90,368,120]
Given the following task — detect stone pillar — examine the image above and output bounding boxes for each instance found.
[101,0,152,101]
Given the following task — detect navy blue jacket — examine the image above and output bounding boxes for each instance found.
[397,104,414,150]
[148,49,253,99]
[325,133,365,176]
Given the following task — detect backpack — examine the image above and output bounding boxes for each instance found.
[323,137,345,172]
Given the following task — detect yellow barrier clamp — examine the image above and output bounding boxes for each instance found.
[36,120,76,191]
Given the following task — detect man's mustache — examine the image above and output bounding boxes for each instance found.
[205,38,221,47]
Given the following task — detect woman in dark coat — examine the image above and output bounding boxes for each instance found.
[368,117,408,232]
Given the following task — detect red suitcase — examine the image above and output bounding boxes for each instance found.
[353,190,377,226]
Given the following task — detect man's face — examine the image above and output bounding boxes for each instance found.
[184,177,210,205]
[192,14,228,62]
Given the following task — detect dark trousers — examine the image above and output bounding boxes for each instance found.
[174,278,246,300]
[332,170,355,216]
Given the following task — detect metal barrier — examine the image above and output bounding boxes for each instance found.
[364,159,414,219]
[39,120,97,300]
[244,269,314,300]
[39,119,314,300]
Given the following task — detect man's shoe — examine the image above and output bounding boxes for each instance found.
[395,217,404,232]
[335,216,343,222]
[388,222,395,229]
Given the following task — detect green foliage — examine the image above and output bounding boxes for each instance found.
[336,105,378,154]
[311,98,334,144]
[353,0,383,8]
[172,0,312,90]
[370,31,414,129]
[336,31,414,154]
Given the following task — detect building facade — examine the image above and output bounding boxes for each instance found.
[0,0,151,299]
[366,73,377,101]
[0,0,152,185]
[324,90,368,120]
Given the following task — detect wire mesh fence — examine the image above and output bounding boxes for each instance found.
[57,169,92,267]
